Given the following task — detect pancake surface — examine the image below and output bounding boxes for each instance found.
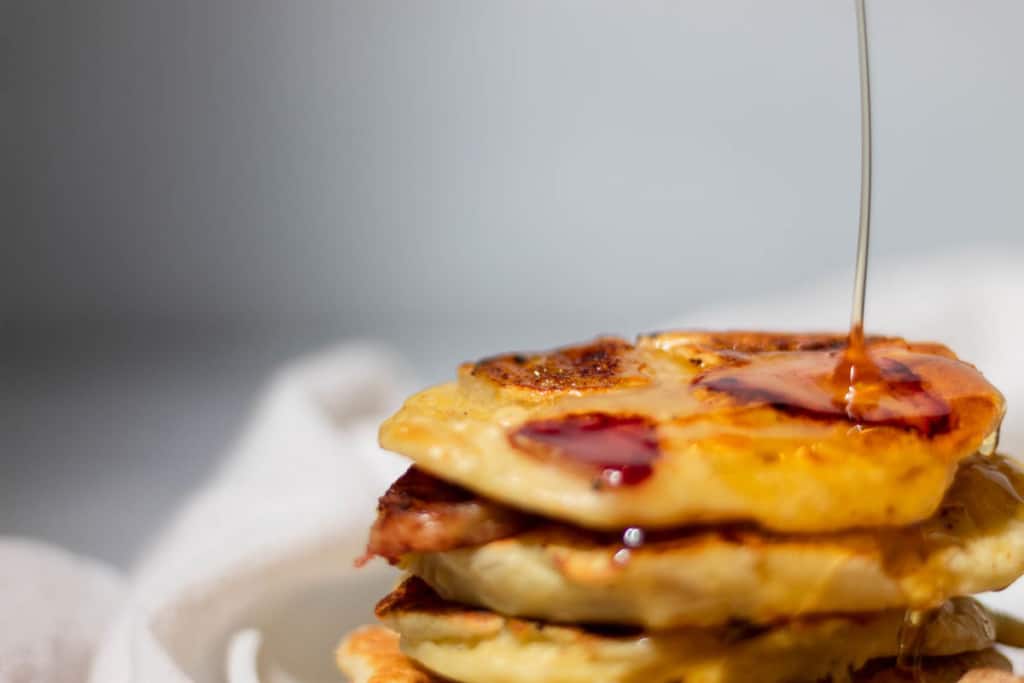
[404,453,1024,628]
[338,626,441,683]
[379,332,1004,532]
[337,626,1013,683]
[373,577,997,683]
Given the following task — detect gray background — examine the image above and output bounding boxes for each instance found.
[4,0,1024,568]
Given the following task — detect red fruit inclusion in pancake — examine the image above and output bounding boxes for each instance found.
[510,413,660,487]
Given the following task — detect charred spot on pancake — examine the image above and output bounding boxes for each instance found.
[720,620,775,644]
[509,412,661,487]
[361,466,533,564]
[571,622,645,639]
[469,337,648,393]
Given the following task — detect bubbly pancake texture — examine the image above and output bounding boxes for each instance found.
[374,577,996,683]
[336,626,1013,683]
[404,454,1024,628]
[379,332,1005,532]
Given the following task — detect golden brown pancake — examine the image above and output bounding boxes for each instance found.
[369,577,998,683]
[337,626,1014,683]
[397,454,1024,627]
[379,332,1004,533]
[338,625,443,683]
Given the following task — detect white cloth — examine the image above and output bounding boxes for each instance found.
[4,247,1024,683]
[90,344,412,683]
[0,539,124,683]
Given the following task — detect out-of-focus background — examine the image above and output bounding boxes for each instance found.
[4,0,1024,569]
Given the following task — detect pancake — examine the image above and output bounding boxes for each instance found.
[372,577,997,683]
[336,626,1014,683]
[338,625,441,683]
[379,332,1004,533]
[400,454,1024,628]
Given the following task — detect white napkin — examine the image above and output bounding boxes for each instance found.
[0,539,124,683]
[89,344,413,683]
[5,247,1024,683]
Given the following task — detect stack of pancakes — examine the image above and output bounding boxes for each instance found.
[339,332,1024,683]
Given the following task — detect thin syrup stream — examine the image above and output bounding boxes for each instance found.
[834,0,882,402]
[850,0,873,340]
[848,6,938,674]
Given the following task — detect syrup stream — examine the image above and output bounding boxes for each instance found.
[834,0,883,408]
[848,3,933,675]
[850,0,873,342]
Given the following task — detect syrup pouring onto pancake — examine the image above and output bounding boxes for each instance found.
[511,2,1001,670]
[841,4,976,672]
[837,0,880,404]
[694,0,952,440]
[712,3,942,674]
[352,6,1024,679]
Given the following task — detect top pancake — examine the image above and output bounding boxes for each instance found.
[379,331,1005,532]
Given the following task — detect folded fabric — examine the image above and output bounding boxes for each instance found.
[0,538,124,683]
[89,345,411,683]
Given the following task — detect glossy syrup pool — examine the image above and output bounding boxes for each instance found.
[694,342,955,437]
[509,412,660,488]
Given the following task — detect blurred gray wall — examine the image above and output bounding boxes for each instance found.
[4,0,1024,565]
[7,0,1024,344]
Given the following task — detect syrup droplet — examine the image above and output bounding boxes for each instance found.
[979,426,1001,456]
[610,527,647,569]
[896,608,931,678]
[622,527,646,548]
[833,324,884,412]
[509,413,660,487]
